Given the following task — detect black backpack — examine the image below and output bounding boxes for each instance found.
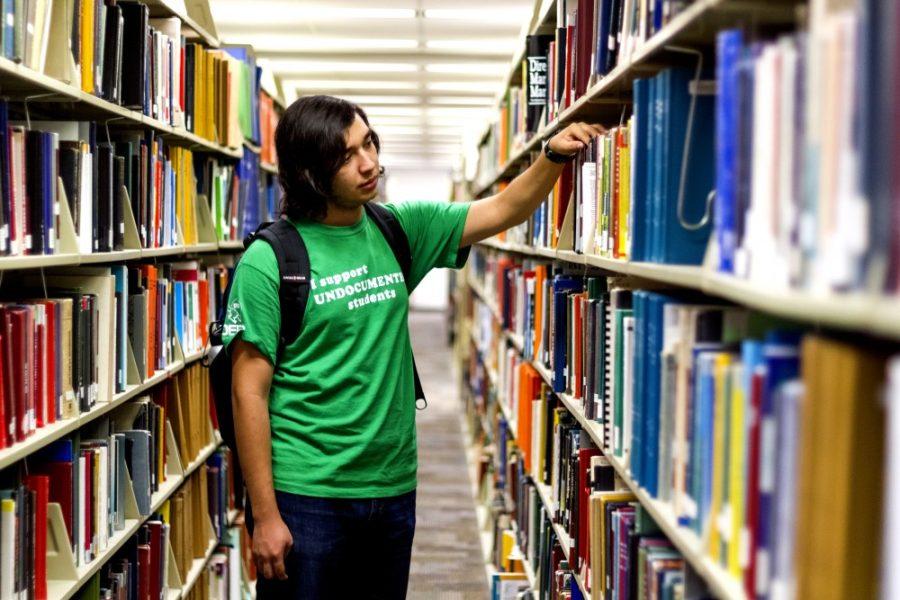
[205,203,426,507]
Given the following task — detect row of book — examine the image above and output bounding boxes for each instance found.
[26,0,262,149]
[476,0,697,182]
[502,63,713,266]
[713,13,899,296]
[0,360,217,599]
[469,246,894,598]
[0,263,228,465]
[465,329,689,599]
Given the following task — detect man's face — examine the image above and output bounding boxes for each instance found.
[330,114,380,207]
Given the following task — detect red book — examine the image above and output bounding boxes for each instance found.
[198,278,209,346]
[41,300,56,425]
[0,330,6,449]
[576,447,601,573]
[142,266,158,376]
[563,25,574,109]
[33,304,44,429]
[23,475,49,600]
[743,370,765,599]
[44,460,73,545]
[137,543,151,600]
[4,306,31,442]
[147,521,163,600]
[574,0,595,98]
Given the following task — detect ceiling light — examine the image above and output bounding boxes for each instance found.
[213,4,415,25]
[423,8,531,23]
[427,81,497,93]
[425,39,518,53]
[259,59,417,74]
[425,63,509,76]
[427,97,494,106]
[337,96,421,105]
[288,80,419,91]
[360,106,425,116]
[220,35,418,52]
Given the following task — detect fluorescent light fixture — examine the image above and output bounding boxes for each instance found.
[425,39,517,53]
[360,106,425,116]
[426,96,494,106]
[427,81,497,93]
[423,8,531,23]
[213,4,415,25]
[337,96,422,105]
[425,106,492,116]
[259,59,417,74]
[425,62,509,76]
[220,35,418,52]
[288,80,419,91]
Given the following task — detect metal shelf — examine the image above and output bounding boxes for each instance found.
[474,240,900,341]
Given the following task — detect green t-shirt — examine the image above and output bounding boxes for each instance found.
[222,200,470,498]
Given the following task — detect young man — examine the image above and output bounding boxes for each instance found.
[224,95,604,598]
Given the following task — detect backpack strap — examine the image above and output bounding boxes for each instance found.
[364,203,428,410]
[253,219,311,355]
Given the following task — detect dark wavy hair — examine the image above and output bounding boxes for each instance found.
[275,95,380,221]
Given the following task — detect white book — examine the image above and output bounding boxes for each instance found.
[621,315,635,467]
[0,498,14,600]
[581,160,597,255]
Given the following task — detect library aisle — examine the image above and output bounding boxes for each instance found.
[409,311,491,599]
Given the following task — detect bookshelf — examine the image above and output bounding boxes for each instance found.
[475,237,900,342]
[464,270,745,599]
[0,0,284,596]
[473,0,800,196]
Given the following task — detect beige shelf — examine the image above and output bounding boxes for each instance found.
[216,240,245,251]
[474,240,900,341]
[172,537,218,600]
[51,442,217,600]
[0,242,248,270]
[0,55,241,160]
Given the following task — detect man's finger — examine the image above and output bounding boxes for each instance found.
[273,554,289,580]
[258,558,274,581]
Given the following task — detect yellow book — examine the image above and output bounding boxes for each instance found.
[708,352,731,563]
[80,0,94,93]
[617,125,630,259]
[206,52,216,142]
[727,362,745,576]
[194,45,205,139]
[596,491,636,592]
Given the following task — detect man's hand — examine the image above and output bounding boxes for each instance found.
[546,122,608,156]
[459,121,607,248]
[252,515,293,580]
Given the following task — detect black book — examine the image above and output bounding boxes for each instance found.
[89,124,100,253]
[113,155,125,250]
[102,4,124,103]
[59,142,82,231]
[525,34,554,134]
[97,142,114,252]
[184,43,195,132]
[25,130,45,255]
[555,26,567,108]
[118,1,148,110]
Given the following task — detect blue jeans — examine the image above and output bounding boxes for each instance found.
[247,489,417,599]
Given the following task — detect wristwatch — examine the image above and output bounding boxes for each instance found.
[543,142,576,164]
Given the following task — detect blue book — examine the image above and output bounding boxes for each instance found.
[642,293,674,496]
[173,281,184,349]
[594,0,613,76]
[113,266,128,392]
[42,132,55,254]
[630,292,646,485]
[756,331,801,588]
[714,30,743,273]
[650,73,665,262]
[630,78,650,261]
[660,67,715,264]
[551,276,583,392]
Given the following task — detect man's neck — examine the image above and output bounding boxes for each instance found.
[319,201,364,226]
